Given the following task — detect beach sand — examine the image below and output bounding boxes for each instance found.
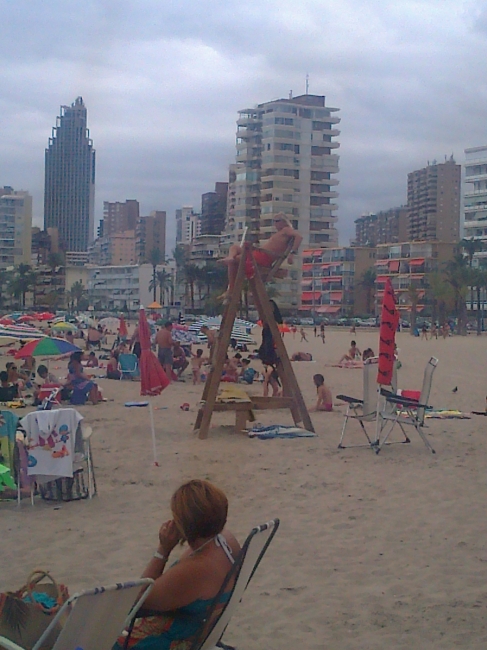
[2,328,487,649]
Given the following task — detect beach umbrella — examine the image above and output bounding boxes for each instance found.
[377,278,399,386]
[99,316,120,330]
[118,315,128,339]
[36,312,55,321]
[0,325,45,341]
[51,321,78,332]
[147,301,161,309]
[0,318,14,326]
[14,337,81,359]
[17,315,35,323]
[138,306,169,465]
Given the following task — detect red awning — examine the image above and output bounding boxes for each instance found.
[312,250,322,257]
[302,263,314,271]
[302,250,314,256]
[409,258,425,266]
[376,275,389,282]
[317,305,341,313]
[388,260,400,272]
[330,291,343,299]
[301,291,321,300]
[375,259,388,266]
[321,263,331,268]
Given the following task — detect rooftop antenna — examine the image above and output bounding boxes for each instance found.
[305,73,309,95]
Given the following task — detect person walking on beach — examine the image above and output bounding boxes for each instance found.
[314,325,317,337]
[421,324,428,340]
[156,322,174,379]
[300,327,308,342]
[320,322,325,344]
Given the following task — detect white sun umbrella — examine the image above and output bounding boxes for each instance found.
[189,317,256,344]
[99,316,120,329]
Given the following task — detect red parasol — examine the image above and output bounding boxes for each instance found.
[377,278,399,386]
[118,314,128,339]
[138,307,169,465]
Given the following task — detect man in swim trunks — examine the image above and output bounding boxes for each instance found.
[156,321,174,379]
[220,213,302,297]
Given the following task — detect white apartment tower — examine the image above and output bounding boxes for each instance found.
[224,93,340,309]
[176,206,200,245]
[0,186,33,268]
[464,146,487,265]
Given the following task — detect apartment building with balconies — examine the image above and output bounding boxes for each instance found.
[374,241,457,315]
[300,247,376,316]
[464,145,487,267]
[407,158,460,243]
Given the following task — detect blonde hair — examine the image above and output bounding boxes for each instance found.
[171,479,228,544]
[274,212,291,226]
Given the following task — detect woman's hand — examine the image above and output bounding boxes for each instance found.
[158,520,181,556]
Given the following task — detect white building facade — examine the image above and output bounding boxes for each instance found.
[464,146,487,266]
[0,187,32,268]
[176,206,201,245]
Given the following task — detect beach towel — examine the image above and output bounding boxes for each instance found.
[217,386,252,403]
[425,410,471,419]
[249,425,316,439]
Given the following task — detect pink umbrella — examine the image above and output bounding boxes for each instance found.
[139,307,169,465]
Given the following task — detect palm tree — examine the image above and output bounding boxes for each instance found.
[445,254,470,335]
[426,271,452,326]
[156,270,172,306]
[358,268,376,315]
[69,280,86,310]
[12,264,36,308]
[147,248,163,301]
[184,264,200,311]
[406,283,419,335]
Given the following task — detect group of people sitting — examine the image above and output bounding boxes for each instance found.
[337,341,375,366]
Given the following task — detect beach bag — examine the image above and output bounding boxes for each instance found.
[0,569,70,649]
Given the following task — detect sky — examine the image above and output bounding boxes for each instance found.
[2,0,487,250]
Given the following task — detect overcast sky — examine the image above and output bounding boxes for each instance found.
[2,0,487,249]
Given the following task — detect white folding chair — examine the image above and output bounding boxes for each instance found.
[375,356,438,454]
[0,579,153,650]
[194,519,279,650]
[337,357,401,448]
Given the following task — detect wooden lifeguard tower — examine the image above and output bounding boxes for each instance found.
[194,243,314,439]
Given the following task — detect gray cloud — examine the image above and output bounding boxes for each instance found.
[2,0,487,247]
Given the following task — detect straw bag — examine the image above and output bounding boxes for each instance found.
[0,569,70,649]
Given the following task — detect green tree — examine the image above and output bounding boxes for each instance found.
[47,251,65,272]
[406,283,420,335]
[10,264,36,308]
[461,238,483,312]
[69,280,86,310]
[445,254,470,335]
[156,270,172,306]
[147,248,164,301]
[184,264,200,311]
[358,268,376,315]
[426,271,453,326]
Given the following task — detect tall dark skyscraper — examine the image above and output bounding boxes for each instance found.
[44,97,95,252]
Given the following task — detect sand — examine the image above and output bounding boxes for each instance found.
[2,328,487,649]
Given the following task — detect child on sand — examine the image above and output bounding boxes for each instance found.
[312,374,333,411]
[191,349,208,385]
[338,340,362,365]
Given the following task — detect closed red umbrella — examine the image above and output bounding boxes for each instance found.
[118,314,128,339]
[138,307,169,465]
[377,278,399,386]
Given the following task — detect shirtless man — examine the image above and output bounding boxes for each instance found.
[220,213,302,298]
[156,321,174,379]
[200,325,217,362]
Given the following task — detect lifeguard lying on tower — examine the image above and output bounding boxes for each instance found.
[220,213,302,300]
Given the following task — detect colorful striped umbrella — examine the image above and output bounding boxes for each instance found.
[14,337,81,358]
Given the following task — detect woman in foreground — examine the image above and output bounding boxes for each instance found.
[115,479,240,650]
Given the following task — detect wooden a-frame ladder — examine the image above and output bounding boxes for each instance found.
[194,243,314,439]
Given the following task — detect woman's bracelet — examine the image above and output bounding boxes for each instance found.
[153,551,168,561]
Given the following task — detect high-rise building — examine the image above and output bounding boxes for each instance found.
[176,207,200,245]
[200,182,228,235]
[0,186,32,268]
[103,200,139,236]
[407,158,460,242]
[44,97,95,252]
[353,208,408,247]
[463,146,487,262]
[224,93,340,309]
[136,210,166,262]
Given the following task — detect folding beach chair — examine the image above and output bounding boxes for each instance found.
[0,578,153,650]
[337,357,402,449]
[193,519,280,650]
[375,356,438,454]
[118,353,139,380]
